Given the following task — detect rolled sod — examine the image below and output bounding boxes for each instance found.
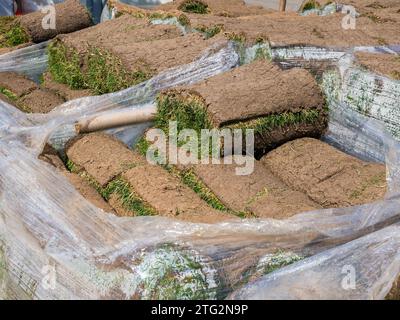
[0,0,92,49]
[66,133,233,222]
[262,138,387,208]
[156,59,328,154]
[155,0,273,17]
[48,14,225,94]
[0,71,64,113]
[186,156,321,219]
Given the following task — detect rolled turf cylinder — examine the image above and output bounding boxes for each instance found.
[156,59,328,154]
[0,0,93,49]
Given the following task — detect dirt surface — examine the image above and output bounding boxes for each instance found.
[122,151,233,223]
[64,172,115,213]
[18,88,64,113]
[355,52,400,80]
[262,138,387,208]
[39,144,114,213]
[58,14,180,56]
[0,72,38,97]
[189,156,321,218]
[156,0,274,17]
[66,133,139,186]
[42,72,92,101]
[18,0,93,43]
[182,1,400,47]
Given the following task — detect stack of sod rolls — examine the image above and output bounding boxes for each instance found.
[156,59,328,154]
[47,13,228,94]
[0,0,93,50]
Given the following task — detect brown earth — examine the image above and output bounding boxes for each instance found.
[0,72,38,97]
[181,1,400,47]
[155,0,274,17]
[0,71,67,113]
[262,138,387,208]
[159,59,327,152]
[355,52,400,80]
[188,156,321,218]
[57,14,180,56]
[66,133,139,186]
[18,88,65,113]
[18,0,93,43]
[64,172,115,213]
[41,72,92,101]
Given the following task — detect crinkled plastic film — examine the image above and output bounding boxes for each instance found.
[1,41,400,299]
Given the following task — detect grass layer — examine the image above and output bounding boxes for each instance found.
[66,159,156,216]
[0,17,30,48]
[48,41,152,95]
[178,0,210,14]
[156,92,324,137]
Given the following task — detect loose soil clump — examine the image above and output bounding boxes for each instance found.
[0,0,92,50]
[262,138,387,208]
[355,52,400,80]
[156,59,327,154]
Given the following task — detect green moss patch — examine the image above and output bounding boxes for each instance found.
[178,0,210,14]
[48,41,152,95]
[0,17,30,48]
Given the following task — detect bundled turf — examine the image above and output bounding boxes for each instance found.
[65,133,232,223]
[0,0,92,49]
[262,138,387,208]
[0,71,64,113]
[156,0,273,17]
[156,59,328,154]
[47,14,225,94]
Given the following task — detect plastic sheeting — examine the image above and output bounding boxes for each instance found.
[1,40,400,299]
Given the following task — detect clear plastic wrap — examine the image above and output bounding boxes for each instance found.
[1,42,400,300]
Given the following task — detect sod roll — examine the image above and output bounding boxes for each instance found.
[156,59,328,153]
[18,0,93,43]
[262,138,387,208]
[0,0,93,49]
